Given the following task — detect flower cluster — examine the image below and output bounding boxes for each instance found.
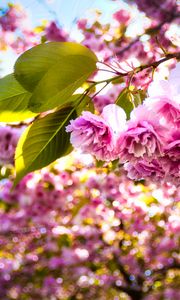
[66,104,126,161]
[124,63,180,184]
[0,4,27,32]
[67,64,180,186]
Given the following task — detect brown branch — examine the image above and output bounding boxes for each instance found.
[115,258,132,284]
[142,262,180,297]
[114,263,180,300]
[152,262,180,275]
[97,51,180,86]
[105,12,180,62]
[136,52,180,72]
[113,283,143,300]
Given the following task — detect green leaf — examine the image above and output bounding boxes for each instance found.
[28,55,96,112]
[57,234,72,248]
[96,160,105,168]
[14,42,97,91]
[133,89,147,106]
[115,88,134,119]
[0,74,37,122]
[15,106,77,184]
[14,42,97,112]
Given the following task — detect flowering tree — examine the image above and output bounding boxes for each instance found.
[0,0,179,299]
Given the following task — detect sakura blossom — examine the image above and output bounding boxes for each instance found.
[144,63,180,127]
[66,104,126,161]
[117,105,166,163]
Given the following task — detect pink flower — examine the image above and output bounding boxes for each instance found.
[117,105,165,162]
[113,9,130,25]
[124,159,164,181]
[130,68,152,90]
[125,156,180,186]
[161,158,180,186]
[164,130,180,161]
[83,35,105,53]
[66,104,126,161]
[45,21,69,42]
[0,5,27,32]
[77,19,87,30]
[144,63,180,127]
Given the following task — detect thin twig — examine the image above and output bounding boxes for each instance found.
[105,12,180,62]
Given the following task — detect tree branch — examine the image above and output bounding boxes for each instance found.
[105,12,180,62]
[96,51,180,86]
[113,283,143,300]
[152,262,180,275]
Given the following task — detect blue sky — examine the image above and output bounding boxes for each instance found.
[1,0,126,29]
[0,0,130,75]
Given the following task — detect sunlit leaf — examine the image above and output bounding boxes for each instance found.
[133,89,147,106]
[115,88,134,119]
[28,55,96,112]
[15,106,77,184]
[0,74,37,122]
[14,42,97,112]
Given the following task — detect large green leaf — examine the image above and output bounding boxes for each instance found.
[28,55,96,112]
[14,42,97,91]
[15,106,77,184]
[116,88,134,119]
[0,74,37,122]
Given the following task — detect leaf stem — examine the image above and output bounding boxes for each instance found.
[83,51,179,100]
[93,51,180,86]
